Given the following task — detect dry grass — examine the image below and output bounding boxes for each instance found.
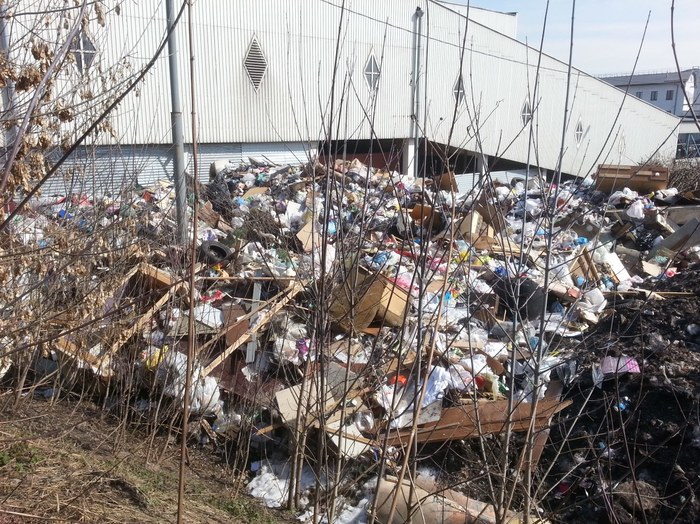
[0,394,291,524]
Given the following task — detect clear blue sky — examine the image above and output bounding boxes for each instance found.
[453,1,699,75]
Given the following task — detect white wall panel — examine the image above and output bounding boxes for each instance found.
[5,0,679,178]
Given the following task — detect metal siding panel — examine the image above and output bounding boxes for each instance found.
[7,1,679,180]
[455,170,513,195]
[42,145,173,197]
[187,143,243,181]
[241,142,316,166]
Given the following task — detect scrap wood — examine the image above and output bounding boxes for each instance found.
[202,280,305,376]
[252,422,285,437]
[380,397,572,446]
[53,336,113,378]
[200,419,218,442]
[52,265,182,376]
[199,275,295,282]
[137,262,176,289]
[107,281,183,355]
[602,289,698,300]
[517,381,564,472]
[198,279,304,357]
[198,201,234,234]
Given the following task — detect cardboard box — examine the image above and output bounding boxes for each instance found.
[437,171,458,192]
[474,200,508,232]
[296,221,320,252]
[456,210,484,241]
[329,270,385,332]
[376,275,410,327]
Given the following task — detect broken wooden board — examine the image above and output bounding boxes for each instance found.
[197,201,234,234]
[54,336,114,378]
[197,280,303,358]
[650,217,700,257]
[595,164,669,193]
[106,281,182,355]
[202,280,305,377]
[54,263,182,377]
[379,396,571,447]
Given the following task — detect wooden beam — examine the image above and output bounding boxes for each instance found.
[107,283,182,355]
[197,280,305,357]
[202,280,305,376]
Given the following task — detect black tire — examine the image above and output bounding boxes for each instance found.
[494,277,547,320]
[198,240,232,264]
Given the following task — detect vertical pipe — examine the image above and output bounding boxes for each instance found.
[166,0,188,244]
[412,7,424,183]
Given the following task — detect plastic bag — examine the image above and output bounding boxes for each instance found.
[626,200,645,219]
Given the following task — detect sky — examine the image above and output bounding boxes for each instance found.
[452,1,700,76]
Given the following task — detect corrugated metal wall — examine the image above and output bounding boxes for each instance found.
[455,170,519,195]
[43,145,171,197]
[7,0,680,180]
[40,142,312,197]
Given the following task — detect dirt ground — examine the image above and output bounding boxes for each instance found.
[414,271,700,524]
[538,269,700,523]
[0,395,293,524]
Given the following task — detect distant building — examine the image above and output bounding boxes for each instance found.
[600,69,700,158]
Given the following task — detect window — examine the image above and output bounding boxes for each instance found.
[70,29,96,73]
[364,53,380,91]
[575,120,584,147]
[650,90,658,101]
[635,91,643,98]
[453,75,465,105]
[244,36,267,91]
[521,100,532,126]
[666,89,674,101]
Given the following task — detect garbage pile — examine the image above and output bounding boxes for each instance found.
[2,157,700,523]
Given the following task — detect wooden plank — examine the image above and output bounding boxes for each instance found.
[198,280,303,357]
[107,283,181,355]
[517,380,564,473]
[198,276,295,282]
[381,397,571,446]
[202,280,305,376]
[54,337,113,378]
[53,265,182,377]
[138,262,175,288]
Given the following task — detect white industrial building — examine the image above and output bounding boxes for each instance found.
[601,69,700,158]
[0,0,681,195]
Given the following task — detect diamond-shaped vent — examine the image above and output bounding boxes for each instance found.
[521,100,532,126]
[575,120,584,146]
[364,53,380,91]
[244,36,267,90]
[70,30,96,74]
[453,75,465,105]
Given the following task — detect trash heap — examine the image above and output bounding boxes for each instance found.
[2,158,700,523]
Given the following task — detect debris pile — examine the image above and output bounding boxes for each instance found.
[2,158,699,523]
